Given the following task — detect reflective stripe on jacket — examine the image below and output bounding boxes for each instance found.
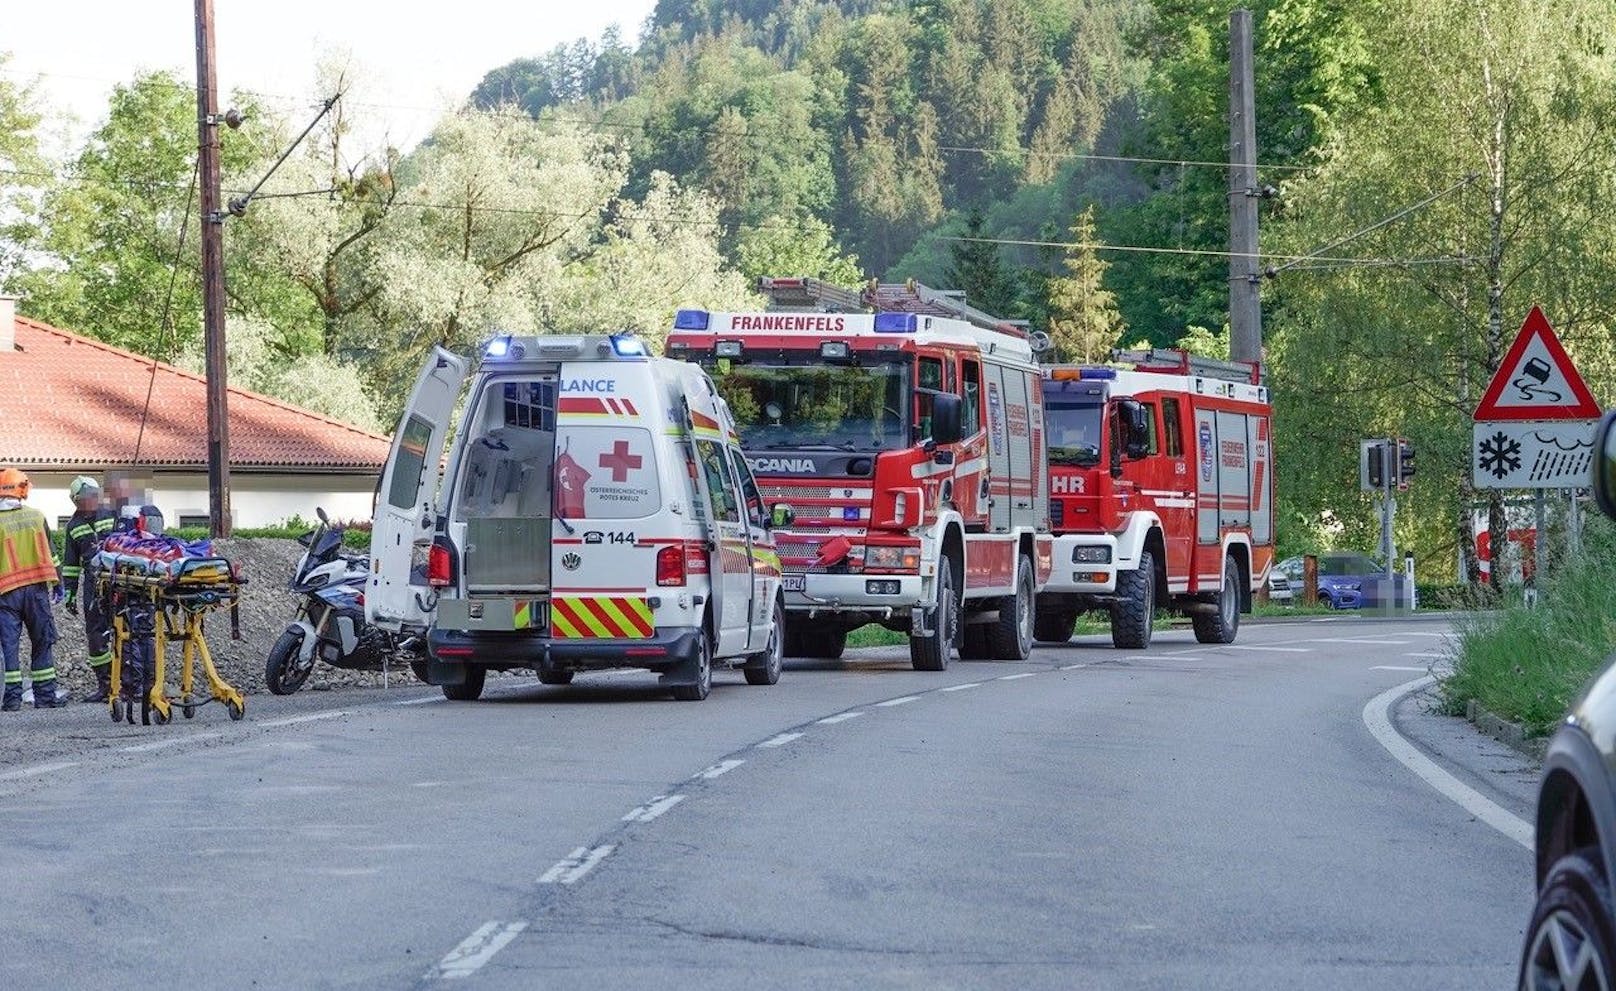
[0,507,58,594]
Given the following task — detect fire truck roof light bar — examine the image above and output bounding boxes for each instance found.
[674,309,710,330]
[874,313,918,333]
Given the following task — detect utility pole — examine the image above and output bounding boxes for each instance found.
[1227,8,1262,364]
[195,0,232,536]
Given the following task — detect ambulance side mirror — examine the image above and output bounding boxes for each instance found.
[1592,410,1616,520]
[931,393,962,445]
[770,503,796,529]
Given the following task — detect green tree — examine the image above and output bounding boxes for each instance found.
[1044,207,1125,362]
[945,207,1016,318]
[0,54,47,284]
[735,214,862,287]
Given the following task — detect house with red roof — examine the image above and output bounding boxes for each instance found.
[0,295,392,529]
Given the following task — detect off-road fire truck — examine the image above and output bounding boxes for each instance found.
[665,278,1054,671]
[1036,349,1273,649]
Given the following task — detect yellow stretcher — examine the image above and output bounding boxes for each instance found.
[96,556,247,725]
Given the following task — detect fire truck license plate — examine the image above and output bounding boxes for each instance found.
[783,575,805,592]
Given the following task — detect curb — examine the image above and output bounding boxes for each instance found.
[1465,697,1548,764]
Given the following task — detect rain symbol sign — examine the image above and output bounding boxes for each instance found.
[1472,421,1596,489]
[1472,306,1602,489]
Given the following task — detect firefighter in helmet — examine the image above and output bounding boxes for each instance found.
[61,475,117,702]
[0,467,68,710]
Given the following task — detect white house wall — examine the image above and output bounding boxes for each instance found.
[28,471,379,530]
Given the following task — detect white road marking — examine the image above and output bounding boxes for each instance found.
[757,732,805,748]
[1310,638,1411,646]
[817,712,864,724]
[1405,632,1452,638]
[260,710,349,728]
[1406,652,1449,659]
[543,844,614,885]
[120,732,223,754]
[433,921,528,980]
[998,672,1038,681]
[939,682,983,692]
[875,695,923,706]
[1059,663,1090,671]
[1128,655,1205,662]
[1371,666,1430,672]
[622,795,685,823]
[693,759,745,779]
[0,761,78,780]
[1362,676,1532,850]
[394,696,442,706]
[1236,645,1312,653]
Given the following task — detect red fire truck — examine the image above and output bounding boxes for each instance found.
[666,278,1054,671]
[1037,349,1273,648]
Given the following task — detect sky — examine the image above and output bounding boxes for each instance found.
[2,1,661,155]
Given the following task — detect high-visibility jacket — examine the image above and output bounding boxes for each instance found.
[61,507,117,584]
[0,506,59,595]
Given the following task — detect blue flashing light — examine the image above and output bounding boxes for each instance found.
[673,309,710,331]
[484,335,512,358]
[611,334,646,357]
[1080,367,1118,380]
[842,506,860,522]
[874,312,918,334]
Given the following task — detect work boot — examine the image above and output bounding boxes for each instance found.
[1,695,20,712]
[33,685,68,709]
[82,667,111,704]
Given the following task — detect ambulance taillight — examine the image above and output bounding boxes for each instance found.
[427,544,452,587]
[656,544,686,586]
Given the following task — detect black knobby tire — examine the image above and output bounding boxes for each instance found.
[1034,603,1078,645]
[744,599,785,686]
[958,624,992,660]
[802,629,848,660]
[441,665,486,701]
[987,555,1035,660]
[1110,550,1155,649]
[264,629,312,696]
[909,557,957,671]
[1520,848,1616,991]
[409,658,431,683]
[539,669,574,686]
[1193,555,1242,645]
[672,632,713,701]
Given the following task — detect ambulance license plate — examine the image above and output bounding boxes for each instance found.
[783,575,805,592]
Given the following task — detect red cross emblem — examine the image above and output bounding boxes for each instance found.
[599,440,642,482]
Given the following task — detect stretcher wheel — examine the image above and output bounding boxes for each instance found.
[182,703,195,719]
[227,700,245,721]
[109,702,121,723]
[152,708,170,726]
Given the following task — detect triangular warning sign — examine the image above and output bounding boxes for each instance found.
[1473,306,1601,421]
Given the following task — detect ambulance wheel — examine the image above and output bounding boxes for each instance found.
[441,665,486,701]
[959,624,992,660]
[744,600,785,686]
[1111,551,1155,650]
[909,557,957,671]
[672,634,712,701]
[538,670,574,685]
[1193,555,1242,644]
[1034,606,1078,645]
[987,555,1035,660]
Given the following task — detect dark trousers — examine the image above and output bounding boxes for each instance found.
[0,584,57,703]
[79,575,112,668]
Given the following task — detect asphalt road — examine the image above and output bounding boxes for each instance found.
[0,616,1535,990]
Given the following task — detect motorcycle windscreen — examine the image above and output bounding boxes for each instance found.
[367,347,468,632]
[453,376,559,592]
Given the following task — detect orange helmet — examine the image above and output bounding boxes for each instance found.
[0,467,28,500]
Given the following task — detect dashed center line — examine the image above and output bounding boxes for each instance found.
[875,695,922,707]
[940,682,983,692]
[538,845,615,885]
[261,710,349,728]
[998,672,1038,681]
[623,795,685,823]
[1310,638,1411,646]
[1237,645,1312,653]
[817,712,864,724]
[758,732,804,748]
[119,732,223,754]
[693,759,744,780]
[394,695,442,706]
[1059,663,1090,671]
[432,921,527,980]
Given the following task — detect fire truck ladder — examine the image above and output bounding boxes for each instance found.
[1112,348,1263,385]
[756,276,1026,340]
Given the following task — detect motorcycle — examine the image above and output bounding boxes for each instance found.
[264,507,418,694]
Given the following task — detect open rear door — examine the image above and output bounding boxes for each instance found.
[367,347,469,632]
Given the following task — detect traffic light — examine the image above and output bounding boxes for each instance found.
[1397,438,1416,490]
[1360,439,1390,491]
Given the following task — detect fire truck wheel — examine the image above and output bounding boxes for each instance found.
[909,557,958,671]
[1110,551,1155,650]
[1034,607,1078,644]
[987,555,1034,660]
[1193,556,1242,644]
[440,665,486,701]
[789,626,847,660]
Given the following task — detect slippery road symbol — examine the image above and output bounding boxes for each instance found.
[1478,431,1523,480]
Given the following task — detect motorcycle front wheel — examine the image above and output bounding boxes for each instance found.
[265,629,314,695]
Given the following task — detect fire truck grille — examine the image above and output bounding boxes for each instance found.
[762,485,863,502]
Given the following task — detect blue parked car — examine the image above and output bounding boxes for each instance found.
[1277,553,1381,609]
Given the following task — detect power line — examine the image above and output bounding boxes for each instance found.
[939,234,1471,269]
[1267,173,1479,276]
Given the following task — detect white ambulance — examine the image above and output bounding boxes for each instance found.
[366,333,788,702]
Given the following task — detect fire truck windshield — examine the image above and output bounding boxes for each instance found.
[1046,400,1103,466]
[714,363,909,452]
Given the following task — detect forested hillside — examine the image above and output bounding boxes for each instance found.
[6,0,1616,582]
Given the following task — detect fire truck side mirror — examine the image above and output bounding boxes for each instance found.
[1592,409,1616,520]
[931,393,963,445]
[1119,399,1150,459]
